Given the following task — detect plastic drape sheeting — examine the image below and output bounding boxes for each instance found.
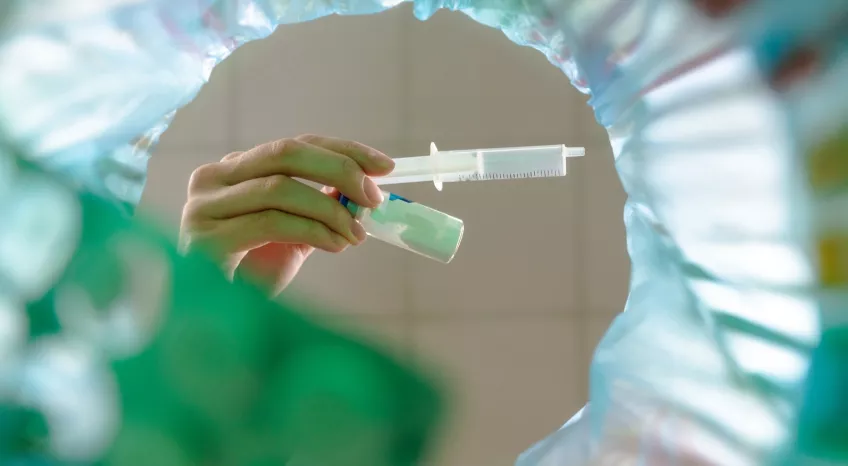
[0,0,847,465]
[516,2,848,464]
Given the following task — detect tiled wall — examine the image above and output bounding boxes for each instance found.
[140,5,629,465]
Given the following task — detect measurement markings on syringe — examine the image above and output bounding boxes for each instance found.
[377,144,582,186]
[457,169,565,181]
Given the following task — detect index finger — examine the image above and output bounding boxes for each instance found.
[219,140,381,207]
[296,134,395,176]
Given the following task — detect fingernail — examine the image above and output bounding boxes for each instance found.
[362,177,385,205]
[350,219,367,243]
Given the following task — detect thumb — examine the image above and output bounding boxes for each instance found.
[235,242,315,296]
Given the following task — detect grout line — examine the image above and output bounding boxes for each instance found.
[570,95,592,404]
[398,5,416,363]
[310,314,407,333]
[572,117,590,317]
[402,309,615,321]
[574,310,591,403]
[296,308,625,322]
[226,54,239,153]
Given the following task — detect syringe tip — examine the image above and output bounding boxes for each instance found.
[567,147,586,157]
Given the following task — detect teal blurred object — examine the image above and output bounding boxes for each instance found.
[794,326,848,462]
[1,0,848,465]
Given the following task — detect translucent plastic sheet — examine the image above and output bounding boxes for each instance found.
[1,0,847,464]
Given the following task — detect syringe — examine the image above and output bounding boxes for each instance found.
[376,143,585,190]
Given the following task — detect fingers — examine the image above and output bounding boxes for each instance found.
[295,134,395,176]
[220,151,244,162]
[200,209,352,255]
[190,175,367,245]
[180,135,389,293]
[216,136,393,208]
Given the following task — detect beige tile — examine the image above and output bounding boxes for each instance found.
[306,314,409,361]
[401,174,580,314]
[156,60,234,150]
[411,315,584,466]
[406,9,571,98]
[228,8,407,147]
[406,93,590,151]
[284,239,409,316]
[583,138,630,312]
[405,9,594,147]
[399,9,593,317]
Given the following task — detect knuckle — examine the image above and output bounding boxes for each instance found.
[325,235,347,253]
[296,133,319,144]
[340,140,363,154]
[220,151,243,162]
[340,157,363,180]
[332,205,354,230]
[249,210,281,238]
[308,222,341,250]
[177,232,199,255]
[259,174,290,194]
[181,198,207,219]
[267,138,298,155]
[188,163,219,191]
[254,210,279,229]
[306,220,329,241]
[178,227,215,256]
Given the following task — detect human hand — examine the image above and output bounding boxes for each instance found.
[179,135,394,295]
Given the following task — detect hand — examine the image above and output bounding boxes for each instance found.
[179,134,394,295]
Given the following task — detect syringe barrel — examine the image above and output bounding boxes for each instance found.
[375,144,584,186]
[456,145,569,180]
[377,153,477,186]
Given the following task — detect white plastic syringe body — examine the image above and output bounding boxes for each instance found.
[375,143,585,190]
